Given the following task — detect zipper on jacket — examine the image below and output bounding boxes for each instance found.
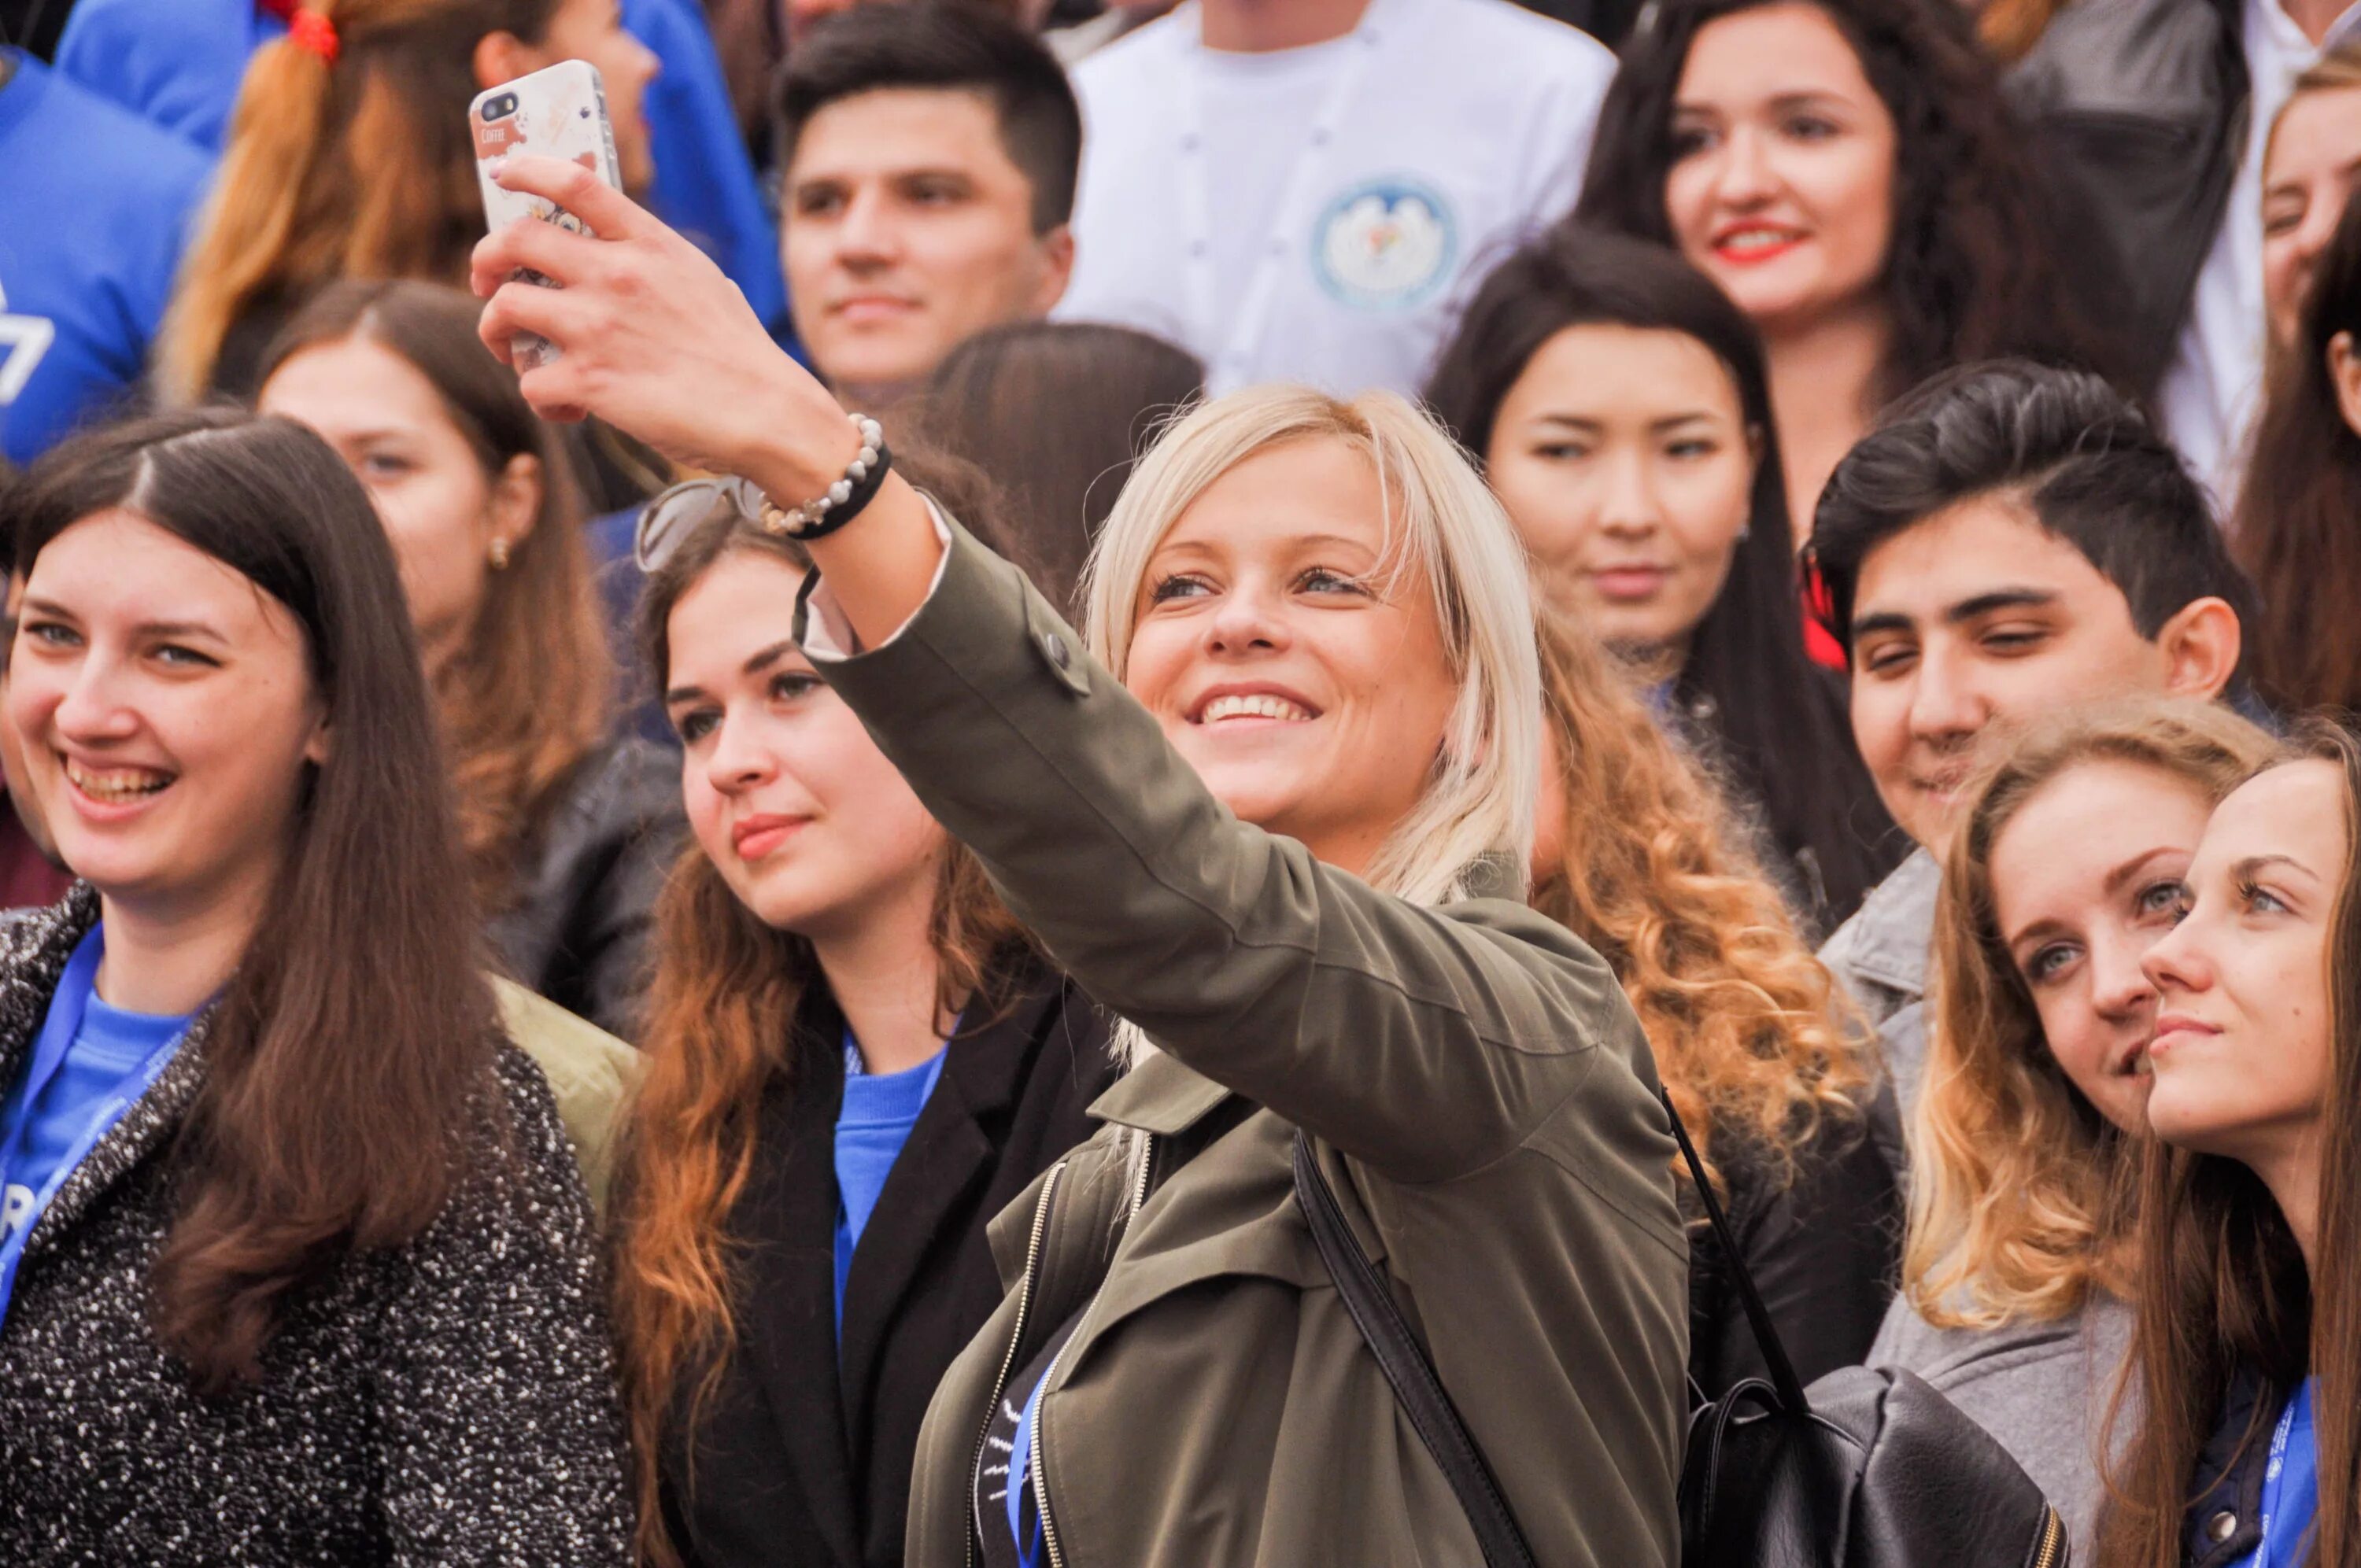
[1028,1330,1080,1568]
[1126,1128,1156,1221]
[2030,1505,2064,1568]
[970,1158,1068,1568]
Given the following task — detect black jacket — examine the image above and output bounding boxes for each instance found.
[1683,1110,1901,1403]
[0,890,634,1564]
[2005,0,2248,394]
[487,734,682,1041]
[659,955,1117,1568]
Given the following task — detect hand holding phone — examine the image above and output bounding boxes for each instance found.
[471,60,622,371]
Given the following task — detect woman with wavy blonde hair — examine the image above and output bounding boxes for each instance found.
[1530,606,1892,1399]
[469,154,1689,1562]
[1871,696,2280,1561]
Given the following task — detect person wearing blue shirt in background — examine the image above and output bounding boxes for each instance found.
[54,0,785,334]
[0,50,211,467]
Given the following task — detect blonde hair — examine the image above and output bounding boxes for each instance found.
[158,0,561,401]
[1530,608,1869,1190]
[1906,699,2281,1330]
[2263,41,2361,177]
[1079,386,1541,909]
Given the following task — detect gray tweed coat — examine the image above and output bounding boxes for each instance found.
[0,889,634,1564]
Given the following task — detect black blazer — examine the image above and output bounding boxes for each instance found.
[660,955,1117,1568]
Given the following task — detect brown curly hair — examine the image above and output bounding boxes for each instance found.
[1528,607,1868,1190]
[1905,699,2279,1331]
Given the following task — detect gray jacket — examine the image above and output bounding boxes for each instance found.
[1817,847,1939,1175]
[1871,1292,2137,1563]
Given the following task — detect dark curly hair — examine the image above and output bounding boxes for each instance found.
[1574,0,2123,407]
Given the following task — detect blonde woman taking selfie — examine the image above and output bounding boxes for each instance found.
[472,156,1687,1568]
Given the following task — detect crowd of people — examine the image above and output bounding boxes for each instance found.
[0,0,2356,1562]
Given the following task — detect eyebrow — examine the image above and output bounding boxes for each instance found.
[2101,846,2184,898]
[660,639,803,709]
[2230,853,2321,884]
[1849,587,2060,640]
[16,598,229,644]
[1533,411,1720,434]
[2001,848,2178,954]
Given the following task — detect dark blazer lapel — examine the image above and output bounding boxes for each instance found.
[738,1022,865,1568]
[833,983,1058,1459]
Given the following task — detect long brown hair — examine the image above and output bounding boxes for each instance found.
[1529,607,1869,1190]
[1908,700,2279,1330]
[158,0,563,400]
[6,408,497,1391]
[607,475,1031,1568]
[2235,186,2361,718]
[258,280,612,912]
[2099,720,2361,1568]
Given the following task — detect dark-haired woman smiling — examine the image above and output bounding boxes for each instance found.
[0,410,631,1561]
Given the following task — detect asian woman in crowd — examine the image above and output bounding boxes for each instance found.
[0,408,631,1560]
[1426,223,1899,930]
[907,321,1204,613]
[257,280,678,1040]
[1875,699,2278,1562]
[1528,604,1897,1398]
[2097,722,2359,1567]
[607,456,1115,1568]
[1575,0,2111,537]
[157,0,660,404]
[474,155,1688,1566]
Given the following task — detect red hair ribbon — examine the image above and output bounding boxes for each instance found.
[286,7,339,64]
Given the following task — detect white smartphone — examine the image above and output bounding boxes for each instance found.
[470,59,623,371]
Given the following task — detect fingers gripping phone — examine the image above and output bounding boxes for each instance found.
[471,60,623,371]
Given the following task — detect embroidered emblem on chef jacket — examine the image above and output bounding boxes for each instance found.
[1313,177,1458,311]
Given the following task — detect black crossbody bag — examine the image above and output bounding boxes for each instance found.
[1290,1092,2071,1568]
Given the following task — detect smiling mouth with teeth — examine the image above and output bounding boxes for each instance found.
[1197,694,1317,725]
[63,758,176,805]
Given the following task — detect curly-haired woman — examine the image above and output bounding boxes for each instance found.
[1574,0,2118,533]
[1874,698,2278,1561]
[1532,607,1894,1399]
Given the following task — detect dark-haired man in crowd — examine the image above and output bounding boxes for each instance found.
[1807,360,2252,1163]
[776,4,1078,409]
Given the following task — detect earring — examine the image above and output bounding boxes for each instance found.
[489,537,512,570]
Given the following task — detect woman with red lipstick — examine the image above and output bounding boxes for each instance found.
[1428,223,1899,931]
[474,156,1687,1567]
[1574,0,2115,536]
[2094,721,2361,1568]
[0,408,632,1560]
[1875,699,2277,1563]
[606,459,1115,1568]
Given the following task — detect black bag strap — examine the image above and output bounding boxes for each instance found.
[1654,1087,1809,1412]
[1290,1131,1537,1568]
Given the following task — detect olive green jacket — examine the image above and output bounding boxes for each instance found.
[809,518,1687,1568]
[490,976,641,1216]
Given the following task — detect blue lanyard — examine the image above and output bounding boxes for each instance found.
[0,931,190,1323]
[2250,1379,2319,1568]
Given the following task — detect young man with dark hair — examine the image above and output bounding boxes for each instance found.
[777,3,1080,407]
[1808,360,2252,1149]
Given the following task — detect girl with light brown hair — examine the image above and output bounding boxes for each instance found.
[1873,696,2280,1560]
[157,0,656,401]
[1529,606,1894,1400]
[256,279,678,1039]
[607,462,1112,1568]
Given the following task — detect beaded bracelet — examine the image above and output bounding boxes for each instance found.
[758,413,892,540]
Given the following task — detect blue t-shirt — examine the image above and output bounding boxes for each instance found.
[0,51,213,467]
[831,1033,947,1335]
[51,0,786,332]
[0,928,192,1316]
[2233,1378,2319,1568]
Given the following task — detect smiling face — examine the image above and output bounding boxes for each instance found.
[663,547,945,939]
[1988,758,2219,1134]
[259,336,534,678]
[1849,494,2187,857]
[2141,760,2343,1179]
[784,88,1072,404]
[1121,437,1461,876]
[2263,85,2361,349]
[1662,1,1897,336]
[1484,323,1754,653]
[6,511,327,922]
